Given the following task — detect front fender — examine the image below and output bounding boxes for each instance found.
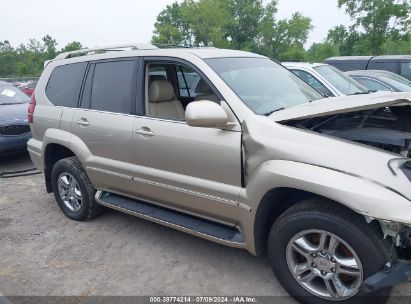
[244,160,411,225]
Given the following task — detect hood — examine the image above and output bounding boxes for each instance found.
[269,91,411,122]
[0,103,29,126]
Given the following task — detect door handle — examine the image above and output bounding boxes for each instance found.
[135,127,155,137]
[77,119,90,126]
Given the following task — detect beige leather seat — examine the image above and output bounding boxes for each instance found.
[194,79,219,102]
[149,80,185,121]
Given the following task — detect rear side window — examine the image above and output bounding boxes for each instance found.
[90,60,136,114]
[327,62,368,72]
[46,62,87,107]
[369,61,398,73]
[401,62,411,76]
[354,77,392,92]
[291,69,334,97]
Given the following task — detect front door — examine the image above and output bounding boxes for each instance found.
[131,59,243,224]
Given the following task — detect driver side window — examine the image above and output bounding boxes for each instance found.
[145,62,220,121]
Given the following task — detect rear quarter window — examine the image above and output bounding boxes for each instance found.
[46,62,88,107]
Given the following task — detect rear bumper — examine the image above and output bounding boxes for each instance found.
[0,133,31,153]
[27,138,44,171]
[361,261,411,294]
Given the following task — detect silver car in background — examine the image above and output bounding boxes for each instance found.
[283,62,369,97]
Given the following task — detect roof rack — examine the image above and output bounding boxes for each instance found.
[54,43,159,60]
[153,43,192,49]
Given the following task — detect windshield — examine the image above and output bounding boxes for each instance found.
[206,58,322,115]
[0,84,30,105]
[314,65,368,95]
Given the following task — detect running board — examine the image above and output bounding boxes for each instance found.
[95,191,245,244]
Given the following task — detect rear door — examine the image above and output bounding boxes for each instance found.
[71,59,138,195]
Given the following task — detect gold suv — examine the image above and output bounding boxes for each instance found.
[28,44,411,303]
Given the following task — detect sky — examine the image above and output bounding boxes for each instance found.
[1,0,351,49]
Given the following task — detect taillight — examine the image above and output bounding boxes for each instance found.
[28,91,36,124]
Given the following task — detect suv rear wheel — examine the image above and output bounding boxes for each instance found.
[51,156,102,221]
[267,199,396,304]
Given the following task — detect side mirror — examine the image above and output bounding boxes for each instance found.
[185,100,228,128]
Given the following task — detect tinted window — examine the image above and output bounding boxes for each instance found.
[370,61,398,73]
[292,70,334,97]
[354,77,392,92]
[401,62,411,76]
[90,61,135,114]
[46,62,87,107]
[326,62,368,72]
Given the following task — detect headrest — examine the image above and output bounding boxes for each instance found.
[149,75,167,83]
[195,79,213,94]
[149,80,175,103]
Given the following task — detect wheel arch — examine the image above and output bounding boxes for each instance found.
[42,129,92,193]
[252,187,384,256]
[245,160,410,255]
[44,143,76,193]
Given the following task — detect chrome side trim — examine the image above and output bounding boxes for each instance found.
[87,167,252,212]
[95,191,246,247]
[87,167,132,181]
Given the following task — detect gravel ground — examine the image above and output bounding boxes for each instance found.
[0,152,410,303]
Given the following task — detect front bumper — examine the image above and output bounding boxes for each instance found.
[361,261,411,294]
[0,133,31,153]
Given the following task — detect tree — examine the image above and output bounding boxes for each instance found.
[0,41,18,77]
[0,35,86,78]
[382,35,411,53]
[152,1,196,46]
[226,0,268,50]
[271,12,313,60]
[151,0,313,61]
[326,25,368,55]
[43,34,58,59]
[61,41,83,53]
[307,42,340,62]
[337,0,411,54]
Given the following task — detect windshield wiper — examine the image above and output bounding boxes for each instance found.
[264,107,287,116]
[349,90,374,96]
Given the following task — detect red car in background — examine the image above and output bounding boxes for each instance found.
[18,81,37,96]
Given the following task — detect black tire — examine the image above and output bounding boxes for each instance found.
[51,156,102,221]
[267,198,397,304]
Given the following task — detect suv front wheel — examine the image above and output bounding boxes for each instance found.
[51,156,102,221]
[268,199,396,304]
